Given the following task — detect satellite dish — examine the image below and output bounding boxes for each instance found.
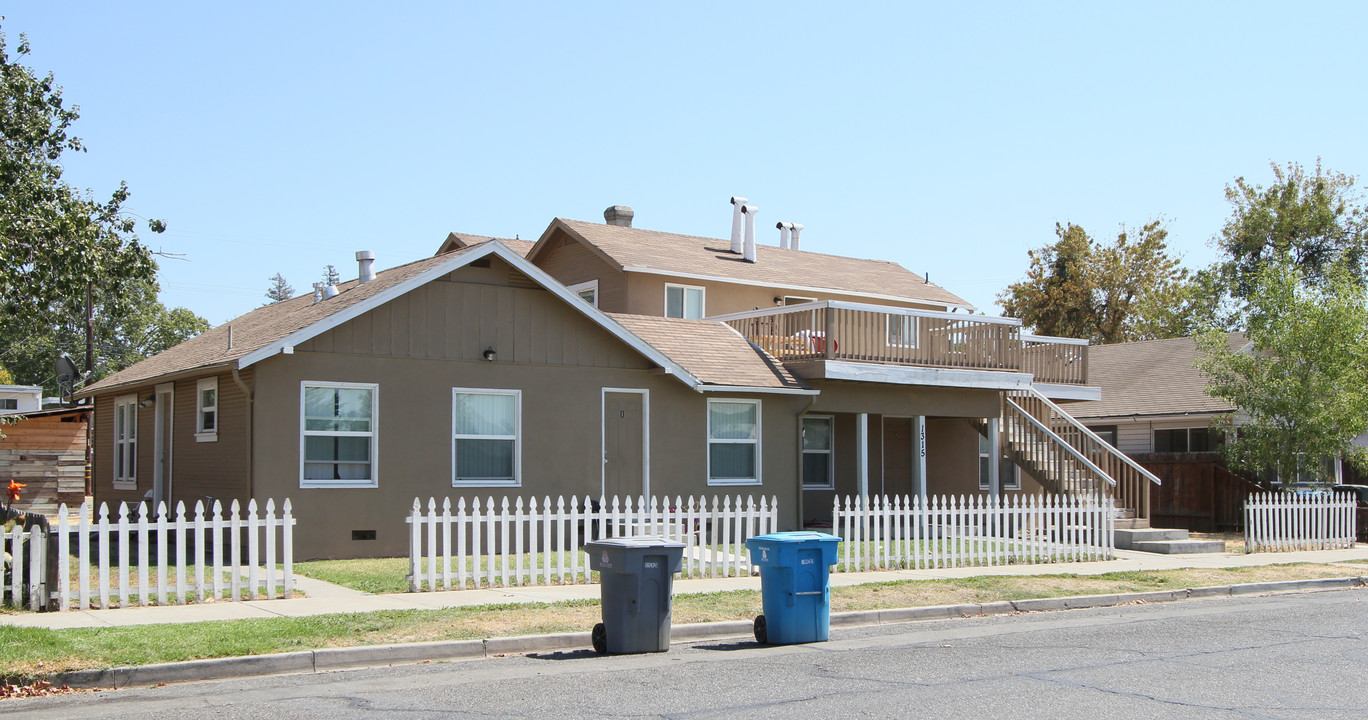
[54,352,81,407]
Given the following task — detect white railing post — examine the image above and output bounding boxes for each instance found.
[408,498,422,592]
[283,499,295,598]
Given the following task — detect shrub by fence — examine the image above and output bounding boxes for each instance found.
[832,493,1115,571]
[46,499,296,611]
[1244,492,1357,552]
[406,494,778,591]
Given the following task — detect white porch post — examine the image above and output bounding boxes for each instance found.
[857,413,869,498]
[987,416,1001,496]
[914,415,927,501]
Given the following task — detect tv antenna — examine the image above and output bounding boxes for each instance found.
[54,352,82,407]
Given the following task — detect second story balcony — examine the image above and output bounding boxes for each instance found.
[708,301,1090,388]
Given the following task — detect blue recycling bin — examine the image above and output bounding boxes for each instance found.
[745,531,841,644]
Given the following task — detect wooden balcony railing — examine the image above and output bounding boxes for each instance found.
[710,301,1089,385]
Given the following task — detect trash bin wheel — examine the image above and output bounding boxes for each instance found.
[592,622,607,654]
[753,614,767,644]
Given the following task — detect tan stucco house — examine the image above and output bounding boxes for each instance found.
[80,205,1149,559]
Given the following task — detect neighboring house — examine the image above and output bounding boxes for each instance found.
[79,204,1138,559]
[1066,334,1263,531]
[0,405,91,517]
[0,385,43,415]
[1066,335,1243,456]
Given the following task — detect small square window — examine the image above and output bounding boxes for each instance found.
[665,284,705,319]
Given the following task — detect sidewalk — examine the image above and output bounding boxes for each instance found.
[5,547,1367,631]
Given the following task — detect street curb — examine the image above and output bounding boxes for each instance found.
[46,575,1368,690]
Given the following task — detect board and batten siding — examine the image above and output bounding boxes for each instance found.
[298,262,647,370]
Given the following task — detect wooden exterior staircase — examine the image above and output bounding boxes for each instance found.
[998,389,1161,524]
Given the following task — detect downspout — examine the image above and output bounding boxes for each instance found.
[232,369,254,500]
[795,394,818,530]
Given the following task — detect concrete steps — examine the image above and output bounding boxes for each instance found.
[1115,527,1226,554]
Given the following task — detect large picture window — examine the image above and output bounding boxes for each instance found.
[300,382,377,487]
[708,399,760,485]
[114,394,138,488]
[801,415,833,489]
[452,389,520,487]
[665,283,705,319]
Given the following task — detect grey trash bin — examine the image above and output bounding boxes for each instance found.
[585,536,686,654]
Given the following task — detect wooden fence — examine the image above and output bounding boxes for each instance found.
[1244,492,1357,552]
[46,499,295,611]
[832,494,1115,572]
[2,524,48,611]
[406,495,778,591]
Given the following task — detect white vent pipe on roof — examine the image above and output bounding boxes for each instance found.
[324,283,339,299]
[789,223,804,251]
[742,204,759,263]
[312,282,324,303]
[356,250,376,285]
[776,221,790,249]
[729,196,747,254]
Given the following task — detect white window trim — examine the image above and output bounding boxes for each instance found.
[113,394,138,490]
[665,283,706,319]
[886,314,919,348]
[195,377,218,442]
[451,388,522,488]
[567,279,599,308]
[801,414,834,490]
[707,398,761,486]
[299,381,379,489]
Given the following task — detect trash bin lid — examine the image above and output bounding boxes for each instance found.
[748,531,842,544]
[585,536,686,550]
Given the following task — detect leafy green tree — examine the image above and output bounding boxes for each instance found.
[1214,161,1366,303]
[1,279,208,394]
[0,27,186,392]
[1196,257,1368,484]
[265,273,294,304]
[999,220,1196,343]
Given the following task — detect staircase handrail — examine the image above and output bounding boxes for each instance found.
[1004,397,1116,486]
[1020,388,1163,486]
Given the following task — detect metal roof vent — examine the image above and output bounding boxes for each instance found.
[356,250,376,284]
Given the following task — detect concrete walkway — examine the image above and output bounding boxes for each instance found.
[5,547,1367,631]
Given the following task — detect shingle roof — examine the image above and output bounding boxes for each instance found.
[609,314,806,391]
[1067,334,1245,420]
[437,233,535,257]
[544,218,972,309]
[80,251,473,396]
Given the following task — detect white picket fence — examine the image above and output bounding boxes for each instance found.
[407,495,779,591]
[2,524,49,611]
[48,499,296,611]
[833,494,1115,571]
[1244,492,1358,552]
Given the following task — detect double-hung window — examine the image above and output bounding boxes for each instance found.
[665,284,705,319]
[452,389,520,486]
[801,415,833,489]
[300,382,377,487]
[113,394,138,488]
[196,377,218,441]
[708,399,760,485]
[978,431,1021,491]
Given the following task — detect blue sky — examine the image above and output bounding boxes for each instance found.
[6,2,1366,324]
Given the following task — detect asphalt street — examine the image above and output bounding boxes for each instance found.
[11,588,1368,719]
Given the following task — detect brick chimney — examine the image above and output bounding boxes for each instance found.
[604,205,634,227]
